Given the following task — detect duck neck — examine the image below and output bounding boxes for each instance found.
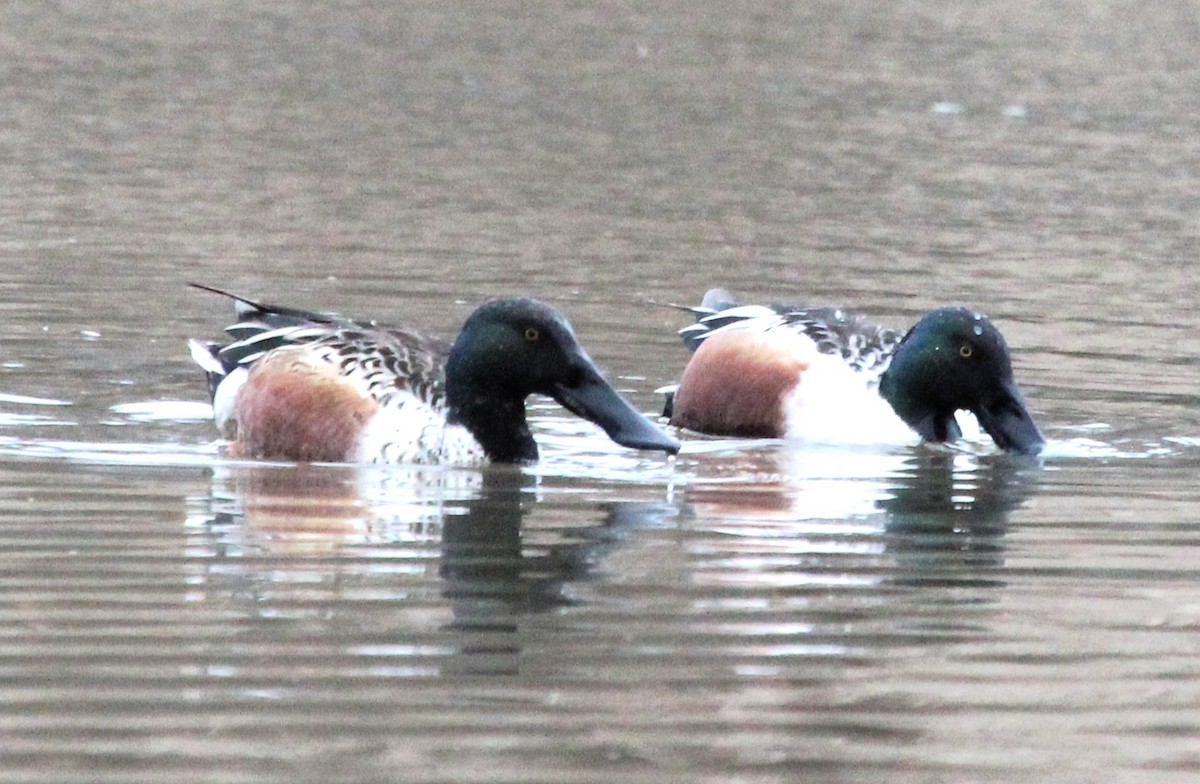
[878,354,958,442]
[878,360,921,425]
[445,357,538,464]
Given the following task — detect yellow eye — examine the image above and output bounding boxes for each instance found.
[959,344,973,358]
[524,327,540,342]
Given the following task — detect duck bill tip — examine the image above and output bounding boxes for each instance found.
[978,387,1045,456]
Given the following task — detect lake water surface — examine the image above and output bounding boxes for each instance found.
[2,2,1200,782]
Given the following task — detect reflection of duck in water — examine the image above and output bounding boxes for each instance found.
[200,462,484,554]
[189,285,678,464]
[880,451,1038,528]
[663,289,1045,455]
[875,451,1040,585]
[677,445,1040,590]
[195,460,681,675]
[437,469,680,675]
[440,469,680,616]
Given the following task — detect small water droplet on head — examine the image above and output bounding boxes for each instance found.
[973,325,984,336]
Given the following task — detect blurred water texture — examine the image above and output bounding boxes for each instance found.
[2,2,1200,782]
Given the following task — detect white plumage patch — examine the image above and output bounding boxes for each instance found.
[353,390,486,465]
[211,366,248,440]
[780,346,918,447]
[187,339,225,376]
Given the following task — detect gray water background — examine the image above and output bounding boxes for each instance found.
[1,2,1200,782]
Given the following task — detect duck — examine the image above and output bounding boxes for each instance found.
[188,285,680,464]
[664,288,1045,455]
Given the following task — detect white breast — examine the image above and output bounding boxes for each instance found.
[780,348,919,448]
[354,396,488,465]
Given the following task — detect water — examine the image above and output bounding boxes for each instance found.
[2,1,1200,781]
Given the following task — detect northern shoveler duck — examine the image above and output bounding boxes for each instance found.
[664,289,1045,455]
[188,285,680,464]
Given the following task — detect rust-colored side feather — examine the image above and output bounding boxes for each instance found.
[671,330,807,438]
[232,350,381,462]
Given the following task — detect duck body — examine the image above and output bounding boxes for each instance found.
[190,286,679,465]
[667,289,1044,455]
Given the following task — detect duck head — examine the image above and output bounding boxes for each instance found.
[446,298,681,463]
[878,308,1044,456]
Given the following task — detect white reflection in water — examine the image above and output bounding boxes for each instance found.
[0,391,75,427]
[0,392,71,406]
[678,444,1041,597]
[199,462,484,554]
[110,399,213,422]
